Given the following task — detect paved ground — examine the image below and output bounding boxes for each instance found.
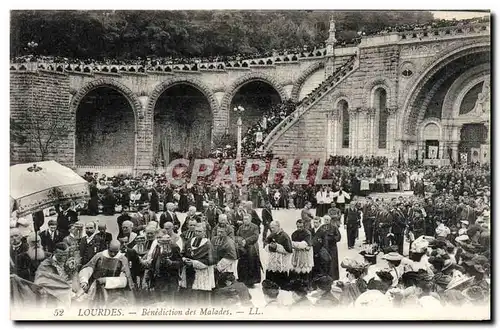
[37,191,412,306]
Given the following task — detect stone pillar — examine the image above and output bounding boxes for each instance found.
[366,107,376,155]
[386,107,398,160]
[331,110,339,156]
[449,141,459,163]
[349,110,357,156]
[326,113,332,158]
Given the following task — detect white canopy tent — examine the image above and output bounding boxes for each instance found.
[10,161,90,217]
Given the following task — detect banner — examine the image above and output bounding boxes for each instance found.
[480,144,489,164]
[471,148,480,163]
[460,153,468,163]
[428,146,438,159]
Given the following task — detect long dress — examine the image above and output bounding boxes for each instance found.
[236,223,262,286]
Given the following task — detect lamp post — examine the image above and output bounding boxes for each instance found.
[234,106,245,160]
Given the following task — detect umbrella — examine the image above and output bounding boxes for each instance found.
[10,161,90,217]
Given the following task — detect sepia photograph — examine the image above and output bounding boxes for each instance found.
[8,8,491,321]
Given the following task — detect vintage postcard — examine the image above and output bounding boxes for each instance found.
[9,9,491,321]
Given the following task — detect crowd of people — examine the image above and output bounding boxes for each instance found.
[10,44,327,68]
[10,157,490,311]
[11,16,489,70]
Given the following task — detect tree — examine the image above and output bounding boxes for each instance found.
[10,110,71,162]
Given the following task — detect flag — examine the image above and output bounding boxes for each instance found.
[471,148,480,163]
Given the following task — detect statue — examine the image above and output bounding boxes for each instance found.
[474,80,490,114]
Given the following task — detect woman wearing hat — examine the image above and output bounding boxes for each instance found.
[382,252,404,287]
[339,258,369,304]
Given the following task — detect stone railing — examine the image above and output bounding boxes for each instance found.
[262,54,359,152]
[10,49,328,74]
[74,165,134,176]
[398,22,490,42]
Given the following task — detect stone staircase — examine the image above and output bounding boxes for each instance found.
[262,54,359,153]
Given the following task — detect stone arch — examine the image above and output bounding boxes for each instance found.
[220,73,288,118]
[290,62,325,102]
[400,41,491,140]
[362,78,397,110]
[70,78,143,120]
[441,63,490,119]
[420,119,443,142]
[414,65,462,129]
[146,77,219,117]
[331,93,351,117]
[71,78,142,169]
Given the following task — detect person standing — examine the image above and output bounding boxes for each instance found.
[148,234,183,304]
[301,201,314,231]
[212,227,238,285]
[332,187,350,219]
[80,222,106,266]
[290,220,314,288]
[261,201,274,244]
[180,224,216,305]
[315,187,326,217]
[159,202,181,233]
[245,201,262,232]
[391,203,407,256]
[362,198,377,245]
[344,202,361,250]
[236,214,261,288]
[264,221,293,290]
[314,215,341,281]
[40,220,65,255]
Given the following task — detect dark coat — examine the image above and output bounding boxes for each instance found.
[159,211,181,233]
[79,235,106,266]
[39,229,65,254]
[56,209,78,236]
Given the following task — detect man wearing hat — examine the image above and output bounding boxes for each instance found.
[261,279,281,307]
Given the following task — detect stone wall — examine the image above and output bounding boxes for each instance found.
[10,71,72,165]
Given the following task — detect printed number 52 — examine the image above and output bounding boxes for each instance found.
[53,309,64,317]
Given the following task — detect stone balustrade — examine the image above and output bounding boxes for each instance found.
[10,49,328,74]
